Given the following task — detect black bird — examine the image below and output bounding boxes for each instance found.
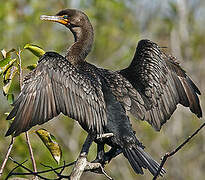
[5,9,202,176]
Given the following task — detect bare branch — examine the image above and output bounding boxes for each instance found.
[7,157,46,180]
[70,155,87,180]
[70,134,113,180]
[6,159,28,180]
[0,137,15,177]
[85,161,113,180]
[7,160,76,178]
[6,134,113,180]
[17,48,23,87]
[153,121,205,180]
[17,48,38,178]
[7,157,113,180]
[25,132,38,175]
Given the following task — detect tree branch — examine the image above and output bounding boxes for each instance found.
[0,137,15,177]
[6,157,47,180]
[153,121,205,180]
[17,48,38,178]
[25,132,38,175]
[7,157,113,180]
[6,134,113,180]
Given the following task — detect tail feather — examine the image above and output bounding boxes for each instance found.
[125,148,144,174]
[123,146,165,176]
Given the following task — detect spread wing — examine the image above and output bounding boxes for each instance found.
[118,39,202,130]
[6,52,107,136]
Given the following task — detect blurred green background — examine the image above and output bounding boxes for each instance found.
[0,0,205,179]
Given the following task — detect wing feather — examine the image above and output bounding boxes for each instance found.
[117,39,202,130]
[6,52,107,136]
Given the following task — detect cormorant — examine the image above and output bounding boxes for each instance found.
[5,9,202,176]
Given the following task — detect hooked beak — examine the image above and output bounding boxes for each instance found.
[40,15,69,25]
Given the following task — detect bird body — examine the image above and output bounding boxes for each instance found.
[5,9,202,176]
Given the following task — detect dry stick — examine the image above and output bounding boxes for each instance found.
[85,161,113,180]
[8,157,113,180]
[7,160,76,179]
[153,121,205,180]
[70,134,113,180]
[17,48,38,177]
[6,159,29,180]
[25,132,38,175]
[70,134,94,180]
[7,158,46,180]
[0,137,15,177]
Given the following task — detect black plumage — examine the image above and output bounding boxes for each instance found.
[5,9,202,176]
[120,40,202,130]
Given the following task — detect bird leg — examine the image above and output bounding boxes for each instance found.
[94,143,105,164]
[70,133,95,179]
[94,133,114,164]
[80,133,95,156]
[103,148,122,163]
[70,133,116,179]
[93,146,122,166]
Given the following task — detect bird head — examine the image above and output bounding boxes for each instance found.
[40,9,90,30]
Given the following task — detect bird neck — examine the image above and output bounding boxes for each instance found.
[66,24,94,65]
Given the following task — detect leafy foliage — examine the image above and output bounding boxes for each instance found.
[24,44,45,57]
[0,49,17,103]
[36,129,62,165]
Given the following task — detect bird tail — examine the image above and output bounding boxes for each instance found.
[123,146,165,176]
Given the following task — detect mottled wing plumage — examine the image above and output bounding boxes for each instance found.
[6,52,107,136]
[120,39,202,130]
[101,69,147,121]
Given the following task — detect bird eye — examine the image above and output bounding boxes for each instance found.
[63,15,68,19]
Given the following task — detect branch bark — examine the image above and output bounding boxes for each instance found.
[153,121,205,180]
[17,48,38,178]
[0,137,14,177]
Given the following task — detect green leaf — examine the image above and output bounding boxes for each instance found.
[27,64,37,71]
[3,66,18,82]
[7,93,14,104]
[0,58,16,77]
[0,57,14,67]
[3,66,18,95]
[24,44,45,57]
[36,129,62,164]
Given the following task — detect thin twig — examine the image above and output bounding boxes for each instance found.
[85,161,113,180]
[153,121,205,180]
[70,134,113,180]
[7,158,113,180]
[0,137,15,177]
[6,159,28,180]
[40,163,68,178]
[17,48,38,177]
[17,48,23,88]
[7,157,45,179]
[7,161,76,178]
[25,132,38,174]
[59,161,66,174]
[7,157,113,180]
